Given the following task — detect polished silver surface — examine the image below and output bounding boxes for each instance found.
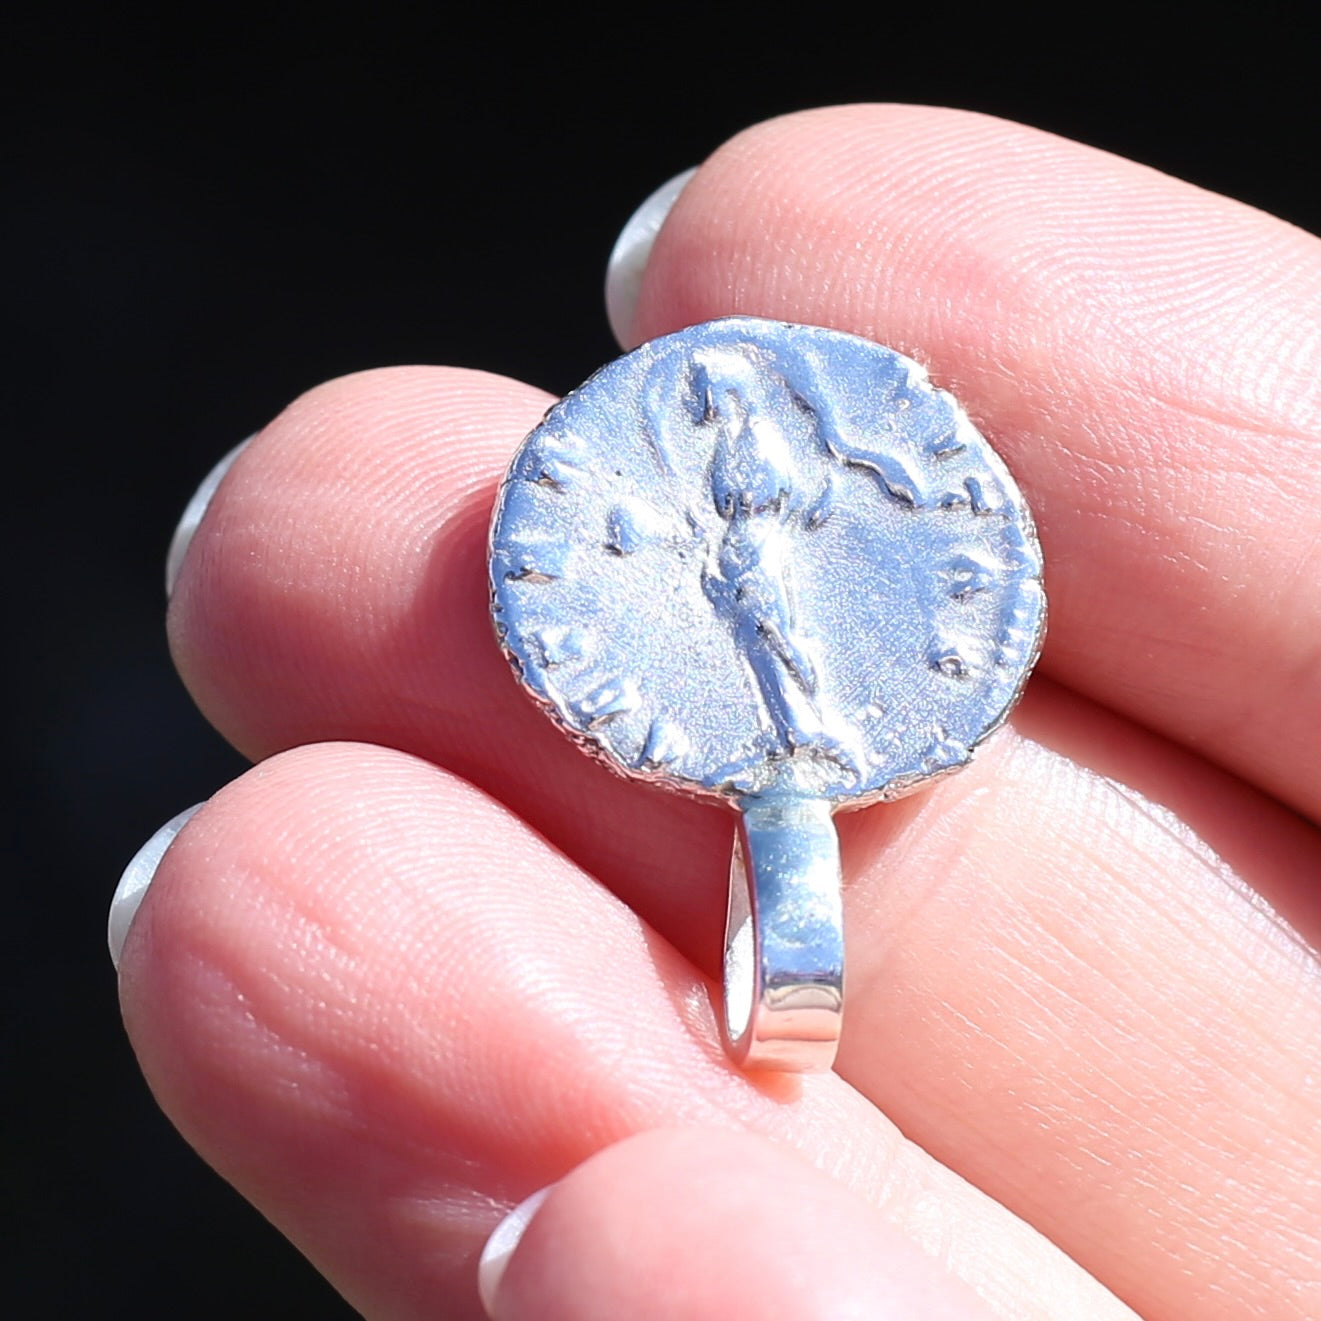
[725,795,843,1070]
[490,318,1045,1070]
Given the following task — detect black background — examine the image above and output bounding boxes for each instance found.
[6,7,1317,1317]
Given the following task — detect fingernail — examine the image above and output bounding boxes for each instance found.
[477,1186,554,1318]
[604,167,697,350]
[108,805,204,971]
[165,439,251,599]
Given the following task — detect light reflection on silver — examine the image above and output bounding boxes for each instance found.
[490,318,1045,1071]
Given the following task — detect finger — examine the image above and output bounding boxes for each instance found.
[836,685,1321,1321]
[118,742,1132,1321]
[633,103,1321,821]
[483,1129,998,1321]
[166,366,1321,1316]
[167,366,736,958]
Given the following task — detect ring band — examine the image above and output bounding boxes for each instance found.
[724,795,843,1071]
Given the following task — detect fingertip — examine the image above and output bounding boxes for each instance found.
[477,1186,553,1317]
[165,440,252,600]
[108,804,206,971]
[486,1128,999,1320]
[164,365,555,762]
[604,167,698,349]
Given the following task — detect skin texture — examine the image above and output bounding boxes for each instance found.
[489,1129,998,1320]
[124,106,1321,1319]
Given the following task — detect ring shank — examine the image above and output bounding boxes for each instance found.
[724,795,844,1071]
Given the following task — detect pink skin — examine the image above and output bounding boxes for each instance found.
[126,106,1321,1319]
[635,104,1321,822]
[489,1129,998,1321]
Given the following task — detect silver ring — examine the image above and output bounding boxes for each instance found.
[489,318,1045,1072]
[725,794,843,1069]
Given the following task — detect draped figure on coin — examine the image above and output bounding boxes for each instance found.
[662,344,931,785]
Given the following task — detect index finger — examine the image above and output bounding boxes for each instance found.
[634,103,1321,820]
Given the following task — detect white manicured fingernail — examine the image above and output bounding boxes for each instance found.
[108,805,204,971]
[165,439,251,599]
[477,1186,554,1317]
[604,167,697,350]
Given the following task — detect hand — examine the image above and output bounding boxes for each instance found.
[113,105,1321,1319]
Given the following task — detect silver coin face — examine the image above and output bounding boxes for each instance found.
[490,318,1045,805]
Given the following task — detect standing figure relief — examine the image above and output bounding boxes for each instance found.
[680,344,925,784]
